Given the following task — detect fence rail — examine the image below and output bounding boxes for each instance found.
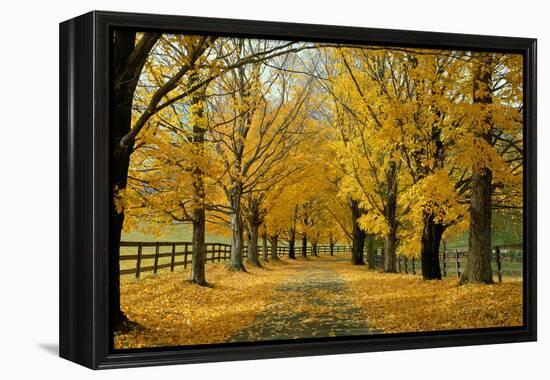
[120,241,522,282]
[372,243,523,282]
[119,241,351,277]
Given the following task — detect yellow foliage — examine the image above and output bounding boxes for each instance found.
[120,35,523,260]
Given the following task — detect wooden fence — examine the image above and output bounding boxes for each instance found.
[120,241,522,282]
[119,241,351,278]
[372,243,523,282]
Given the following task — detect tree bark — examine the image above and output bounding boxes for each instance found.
[262,229,268,262]
[189,73,208,286]
[288,227,296,259]
[110,31,160,330]
[229,190,246,271]
[350,199,366,265]
[383,161,398,272]
[329,238,335,256]
[384,232,398,273]
[420,212,445,280]
[460,168,493,284]
[365,233,376,269]
[191,207,206,285]
[460,54,494,285]
[190,160,207,286]
[270,235,279,260]
[288,206,298,259]
[246,221,262,267]
[312,242,318,257]
[301,236,308,258]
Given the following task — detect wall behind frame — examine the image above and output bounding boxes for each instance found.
[0,0,545,379]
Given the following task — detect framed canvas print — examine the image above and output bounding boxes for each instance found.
[59,11,537,369]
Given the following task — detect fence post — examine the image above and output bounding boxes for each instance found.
[170,243,176,272]
[398,256,401,273]
[153,242,160,274]
[404,256,408,274]
[135,242,143,278]
[455,249,460,277]
[184,243,189,269]
[218,244,222,262]
[442,250,447,277]
[495,246,502,283]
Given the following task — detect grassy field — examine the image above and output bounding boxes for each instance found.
[120,224,231,271]
[122,224,230,243]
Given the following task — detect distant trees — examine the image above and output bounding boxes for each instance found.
[116,32,523,304]
[316,47,522,280]
[118,35,319,283]
[206,42,316,270]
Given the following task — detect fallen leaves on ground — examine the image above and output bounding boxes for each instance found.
[339,265,523,333]
[114,259,297,349]
[114,256,523,349]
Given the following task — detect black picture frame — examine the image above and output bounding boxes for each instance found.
[59,10,537,369]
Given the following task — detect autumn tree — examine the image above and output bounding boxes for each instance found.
[110,30,159,327]
[316,48,405,270]
[459,53,523,284]
[116,36,318,295]
[379,49,469,280]
[206,40,315,270]
[114,32,522,297]
[315,74,368,265]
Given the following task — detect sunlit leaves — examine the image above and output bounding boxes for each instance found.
[117,34,523,257]
[342,266,522,333]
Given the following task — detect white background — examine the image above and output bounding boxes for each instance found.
[0,0,546,378]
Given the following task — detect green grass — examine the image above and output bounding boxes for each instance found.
[120,224,232,271]
[122,224,231,243]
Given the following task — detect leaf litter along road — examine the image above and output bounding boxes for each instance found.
[115,254,522,349]
[229,257,378,342]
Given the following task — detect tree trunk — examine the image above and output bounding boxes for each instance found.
[229,191,246,271]
[270,235,279,260]
[350,199,366,265]
[109,31,160,330]
[191,208,206,285]
[301,236,308,258]
[460,54,494,285]
[189,73,207,286]
[384,232,398,273]
[312,242,318,257]
[246,221,262,267]
[461,167,493,284]
[329,238,334,256]
[420,212,445,280]
[109,200,128,328]
[384,161,398,272]
[288,206,298,259]
[288,227,296,259]
[262,229,268,262]
[365,234,376,269]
